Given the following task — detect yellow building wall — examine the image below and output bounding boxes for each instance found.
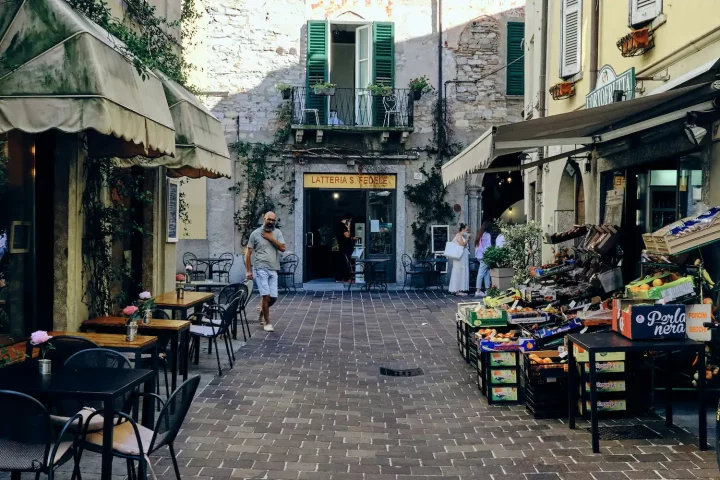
[180,178,207,240]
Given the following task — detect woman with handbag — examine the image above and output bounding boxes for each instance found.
[448,223,470,296]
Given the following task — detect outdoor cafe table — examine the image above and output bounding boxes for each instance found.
[416,257,447,290]
[354,258,389,291]
[0,365,154,480]
[194,257,226,280]
[177,279,230,292]
[154,291,214,319]
[81,317,190,391]
[567,332,706,453]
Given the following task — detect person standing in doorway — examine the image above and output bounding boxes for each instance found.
[448,223,470,296]
[245,211,285,332]
[336,215,354,282]
[474,221,492,297]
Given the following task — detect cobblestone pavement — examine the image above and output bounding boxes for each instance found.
[15,291,720,479]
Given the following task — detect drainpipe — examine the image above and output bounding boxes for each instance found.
[437,0,443,157]
[538,0,548,119]
[589,0,600,91]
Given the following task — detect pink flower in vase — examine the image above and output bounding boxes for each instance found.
[122,305,139,317]
[30,330,52,345]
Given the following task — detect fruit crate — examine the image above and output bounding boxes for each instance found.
[575,361,629,419]
[522,351,568,379]
[642,215,720,255]
[477,347,523,405]
[466,309,508,327]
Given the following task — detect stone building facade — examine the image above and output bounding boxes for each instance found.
[180,0,525,284]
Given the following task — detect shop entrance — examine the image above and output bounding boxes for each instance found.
[303,173,396,283]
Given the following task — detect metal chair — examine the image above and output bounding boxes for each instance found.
[189,296,240,376]
[182,252,206,281]
[0,390,83,480]
[278,254,298,293]
[401,254,425,291]
[345,255,363,292]
[207,284,250,341]
[52,349,135,432]
[214,252,234,282]
[383,94,400,127]
[80,376,201,480]
[40,335,99,366]
[373,254,391,288]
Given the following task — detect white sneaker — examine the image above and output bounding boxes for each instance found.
[475,291,486,297]
[263,324,275,332]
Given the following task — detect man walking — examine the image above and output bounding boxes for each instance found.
[245,211,285,332]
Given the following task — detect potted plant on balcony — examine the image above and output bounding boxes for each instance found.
[409,75,433,100]
[275,83,292,100]
[482,246,514,290]
[368,83,393,97]
[312,82,336,96]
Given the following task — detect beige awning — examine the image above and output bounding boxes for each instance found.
[442,83,718,186]
[158,73,232,179]
[0,0,175,158]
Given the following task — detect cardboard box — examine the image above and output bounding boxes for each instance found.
[612,299,686,340]
[490,369,517,384]
[489,352,517,367]
[584,380,626,392]
[490,386,519,402]
[686,304,712,341]
[573,345,626,363]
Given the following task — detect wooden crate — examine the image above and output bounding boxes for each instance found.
[643,222,720,255]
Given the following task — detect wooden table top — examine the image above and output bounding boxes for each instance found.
[45,331,157,349]
[0,341,36,365]
[84,317,190,331]
[154,291,214,308]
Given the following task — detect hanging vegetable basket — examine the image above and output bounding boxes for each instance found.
[617,28,654,57]
[549,81,575,101]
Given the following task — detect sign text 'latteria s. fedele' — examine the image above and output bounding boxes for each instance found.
[303,174,397,189]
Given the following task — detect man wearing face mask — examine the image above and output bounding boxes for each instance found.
[245,211,286,332]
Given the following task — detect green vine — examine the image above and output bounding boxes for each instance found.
[81,157,153,317]
[178,178,191,236]
[230,102,294,245]
[405,99,461,259]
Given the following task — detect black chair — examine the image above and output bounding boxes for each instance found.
[345,255,363,292]
[189,296,240,375]
[42,335,99,365]
[373,254,391,289]
[80,376,201,480]
[152,308,172,398]
[214,252,234,282]
[51,349,135,432]
[279,254,298,293]
[182,252,206,281]
[211,283,250,341]
[401,254,425,291]
[0,390,83,480]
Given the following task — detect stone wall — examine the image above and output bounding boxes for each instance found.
[179,0,525,279]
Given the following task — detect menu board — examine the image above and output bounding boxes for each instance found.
[431,225,449,253]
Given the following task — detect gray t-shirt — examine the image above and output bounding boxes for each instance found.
[248,227,285,271]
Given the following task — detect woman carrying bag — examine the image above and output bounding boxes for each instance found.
[446,223,470,296]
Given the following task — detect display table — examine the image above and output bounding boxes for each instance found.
[567,332,706,453]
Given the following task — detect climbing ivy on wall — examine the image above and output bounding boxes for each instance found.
[230,102,295,245]
[81,157,153,317]
[405,99,463,259]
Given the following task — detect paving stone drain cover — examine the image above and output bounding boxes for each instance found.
[583,425,663,441]
[380,366,424,377]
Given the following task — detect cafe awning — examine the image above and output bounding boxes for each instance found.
[0,0,175,158]
[442,83,719,186]
[157,73,232,179]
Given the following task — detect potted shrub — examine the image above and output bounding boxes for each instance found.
[482,246,514,290]
[409,75,433,100]
[368,83,393,97]
[275,83,292,100]
[312,82,336,96]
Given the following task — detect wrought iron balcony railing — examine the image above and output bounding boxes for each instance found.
[290,87,414,129]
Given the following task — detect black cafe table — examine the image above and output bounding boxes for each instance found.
[416,258,447,290]
[567,332,706,453]
[355,258,389,291]
[0,366,155,480]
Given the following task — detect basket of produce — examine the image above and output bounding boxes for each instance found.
[642,207,720,255]
[466,307,508,327]
[483,288,521,307]
[506,307,552,325]
[626,274,694,300]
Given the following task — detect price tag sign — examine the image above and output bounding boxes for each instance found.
[558,346,566,354]
[661,282,694,301]
[569,300,576,308]
[511,300,519,309]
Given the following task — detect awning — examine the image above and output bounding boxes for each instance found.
[649,57,720,95]
[0,0,175,158]
[157,73,231,179]
[442,83,719,186]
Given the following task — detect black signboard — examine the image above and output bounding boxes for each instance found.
[167,180,179,243]
[431,225,449,253]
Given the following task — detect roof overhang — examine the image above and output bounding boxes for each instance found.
[442,83,720,186]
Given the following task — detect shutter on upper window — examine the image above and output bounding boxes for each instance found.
[306,20,329,123]
[506,22,525,95]
[560,0,582,78]
[372,22,394,126]
[630,0,662,27]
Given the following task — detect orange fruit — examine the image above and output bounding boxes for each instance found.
[652,279,664,287]
[639,284,651,291]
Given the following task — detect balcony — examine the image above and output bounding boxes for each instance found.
[290,87,414,143]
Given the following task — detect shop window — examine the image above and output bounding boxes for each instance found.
[506,22,525,96]
[629,0,662,28]
[560,0,582,78]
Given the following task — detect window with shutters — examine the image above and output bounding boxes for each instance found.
[629,0,662,27]
[560,0,582,79]
[506,22,524,96]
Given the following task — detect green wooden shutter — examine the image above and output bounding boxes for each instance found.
[506,22,524,96]
[306,20,328,124]
[373,22,394,126]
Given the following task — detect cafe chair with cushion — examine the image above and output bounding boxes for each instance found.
[0,390,83,480]
[188,296,240,376]
[80,375,201,480]
[41,335,100,365]
[50,348,134,433]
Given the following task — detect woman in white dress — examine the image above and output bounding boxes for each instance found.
[448,223,470,296]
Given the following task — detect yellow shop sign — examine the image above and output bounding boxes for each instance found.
[303,173,396,189]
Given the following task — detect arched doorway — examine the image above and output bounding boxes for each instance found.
[576,174,585,224]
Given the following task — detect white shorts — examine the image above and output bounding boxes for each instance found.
[254,268,278,297]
